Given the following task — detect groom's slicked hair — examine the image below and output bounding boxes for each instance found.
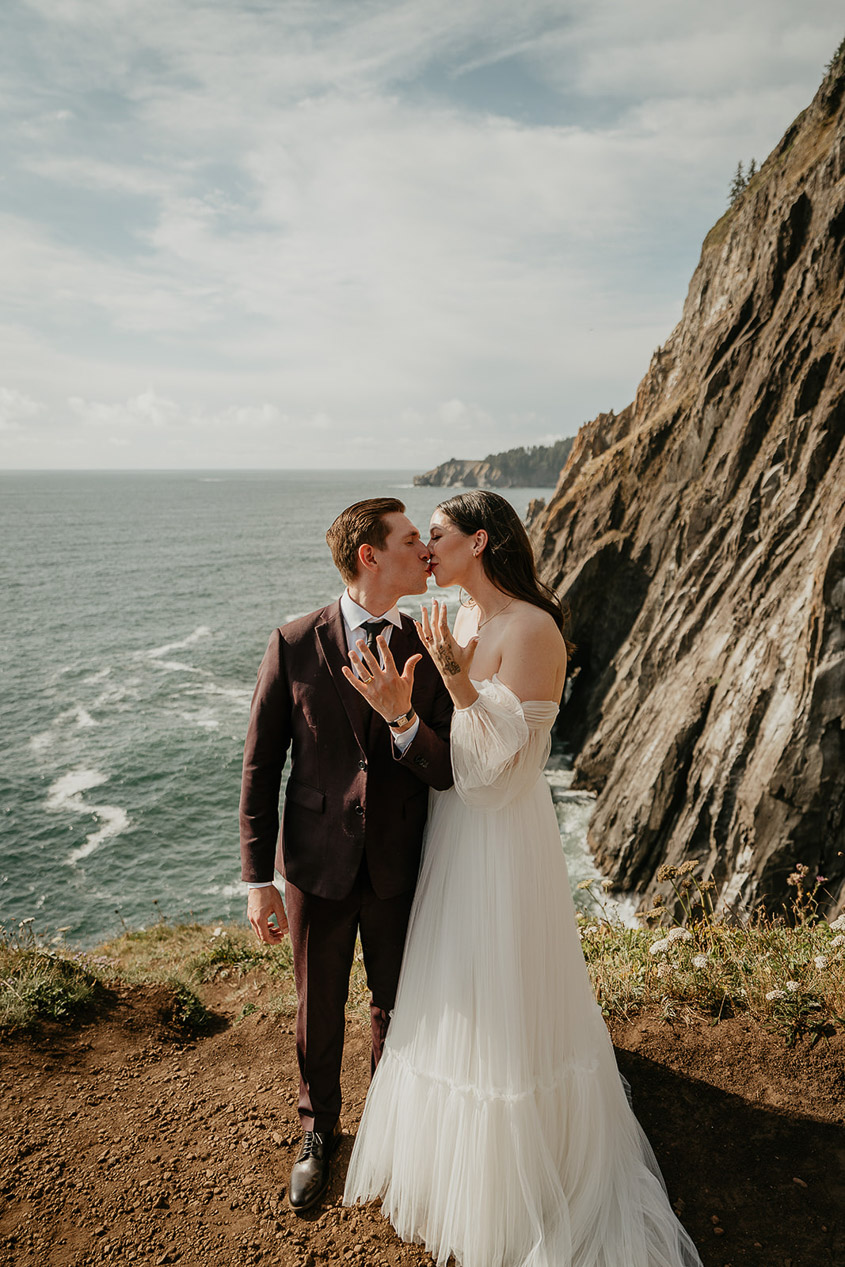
[326,497,405,582]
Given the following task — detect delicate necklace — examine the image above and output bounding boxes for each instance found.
[476,598,514,632]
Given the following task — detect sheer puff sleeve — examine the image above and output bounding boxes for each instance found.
[450,677,557,810]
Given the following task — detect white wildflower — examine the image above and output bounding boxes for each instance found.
[829,913,845,932]
[814,955,829,971]
[830,934,845,949]
[656,962,672,978]
[668,928,692,943]
[785,981,800,992]
[766,989,787,1001]
[649,939,670,956]
[692,955,708,970]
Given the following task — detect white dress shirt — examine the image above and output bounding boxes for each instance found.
[247,593,420,888]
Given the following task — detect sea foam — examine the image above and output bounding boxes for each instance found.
[46,769,130,865]
[83,666,112,685]
[145,625,212,659]
[201,682,252,704]
[179,708,220,730]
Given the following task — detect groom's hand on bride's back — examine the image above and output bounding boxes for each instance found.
[248,885,290,944]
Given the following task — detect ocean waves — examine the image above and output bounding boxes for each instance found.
[17,617,252,937]
[3,470,575,946]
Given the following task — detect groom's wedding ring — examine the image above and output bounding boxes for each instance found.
[360,673,374,684]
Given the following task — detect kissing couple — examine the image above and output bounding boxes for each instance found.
[239,493,701,1267]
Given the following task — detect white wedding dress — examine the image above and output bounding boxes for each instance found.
[344,678,701,1267]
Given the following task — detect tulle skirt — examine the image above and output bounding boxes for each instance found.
[344,777,702,1267]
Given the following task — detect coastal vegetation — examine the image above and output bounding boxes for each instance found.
[578,866,845,1046]
[728,158,758,204]
[3,869,843,1046]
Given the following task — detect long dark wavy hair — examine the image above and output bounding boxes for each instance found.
[437,491,572,650]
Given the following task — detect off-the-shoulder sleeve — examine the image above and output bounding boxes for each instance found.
[451,678,552,809]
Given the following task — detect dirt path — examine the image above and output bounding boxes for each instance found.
[1,977,843,1266]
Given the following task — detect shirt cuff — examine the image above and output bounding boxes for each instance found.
[391,716,420,753]
[247,880,275,888]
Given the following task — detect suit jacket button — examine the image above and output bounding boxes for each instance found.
[355,803,364,815]
[414,755,428,768]
[358,760,367,771]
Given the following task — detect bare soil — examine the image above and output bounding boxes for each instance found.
[1,973,843,1267]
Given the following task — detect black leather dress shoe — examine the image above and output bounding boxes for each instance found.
[288,1123,340,1212]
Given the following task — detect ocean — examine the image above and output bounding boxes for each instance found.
[1,470,609,947]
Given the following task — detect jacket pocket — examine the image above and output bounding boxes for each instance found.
[285,778,326,814]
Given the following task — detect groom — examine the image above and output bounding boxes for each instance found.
[240,497,453,1213]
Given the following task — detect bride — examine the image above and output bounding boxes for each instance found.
[343,491,702,1267]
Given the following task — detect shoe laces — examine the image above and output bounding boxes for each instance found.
[299,1130,325,1161]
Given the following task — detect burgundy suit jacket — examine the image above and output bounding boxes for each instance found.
[239,600,454,901]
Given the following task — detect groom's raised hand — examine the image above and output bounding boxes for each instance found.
[342,635,422,724]
[248,885,290,945]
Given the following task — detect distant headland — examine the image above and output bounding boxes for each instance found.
[414,437,575,488]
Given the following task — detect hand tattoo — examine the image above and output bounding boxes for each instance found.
[436,648,461,676]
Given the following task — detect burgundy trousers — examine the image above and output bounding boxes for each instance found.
[284,861,415,1134]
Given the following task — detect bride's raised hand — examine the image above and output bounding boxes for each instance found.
[416,600,478,705]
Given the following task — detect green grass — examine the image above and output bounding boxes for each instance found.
[0,920,107,1030]
[576,866,845,1046]
[162,976,214,1034]
[4,866,844,1045]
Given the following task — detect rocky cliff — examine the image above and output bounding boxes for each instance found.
[415,457,501,487]
[415,438,574,488]
[531,51,845,919]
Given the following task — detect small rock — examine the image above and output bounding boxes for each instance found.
[792,1176,807,1188]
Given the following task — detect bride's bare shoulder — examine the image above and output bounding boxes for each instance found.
[506,601,563,639]
[498,602,566,700]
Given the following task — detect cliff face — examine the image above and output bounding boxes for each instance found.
[531,57,845,918]
[415,458,505,487]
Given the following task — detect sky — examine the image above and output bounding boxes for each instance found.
[1,1,842,471]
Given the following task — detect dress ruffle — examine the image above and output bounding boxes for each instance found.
[344,679,702,1267]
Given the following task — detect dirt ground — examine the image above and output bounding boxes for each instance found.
[1,971,843,1267]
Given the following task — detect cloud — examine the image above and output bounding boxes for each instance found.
[0,387,43,432]
[1,1,843,468]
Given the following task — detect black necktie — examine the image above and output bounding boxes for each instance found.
[360,619,391,741]
[363,618,391,657]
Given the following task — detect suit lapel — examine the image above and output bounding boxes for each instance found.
[316,601,370,753]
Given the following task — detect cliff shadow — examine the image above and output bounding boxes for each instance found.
[615,1045,845,1266]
